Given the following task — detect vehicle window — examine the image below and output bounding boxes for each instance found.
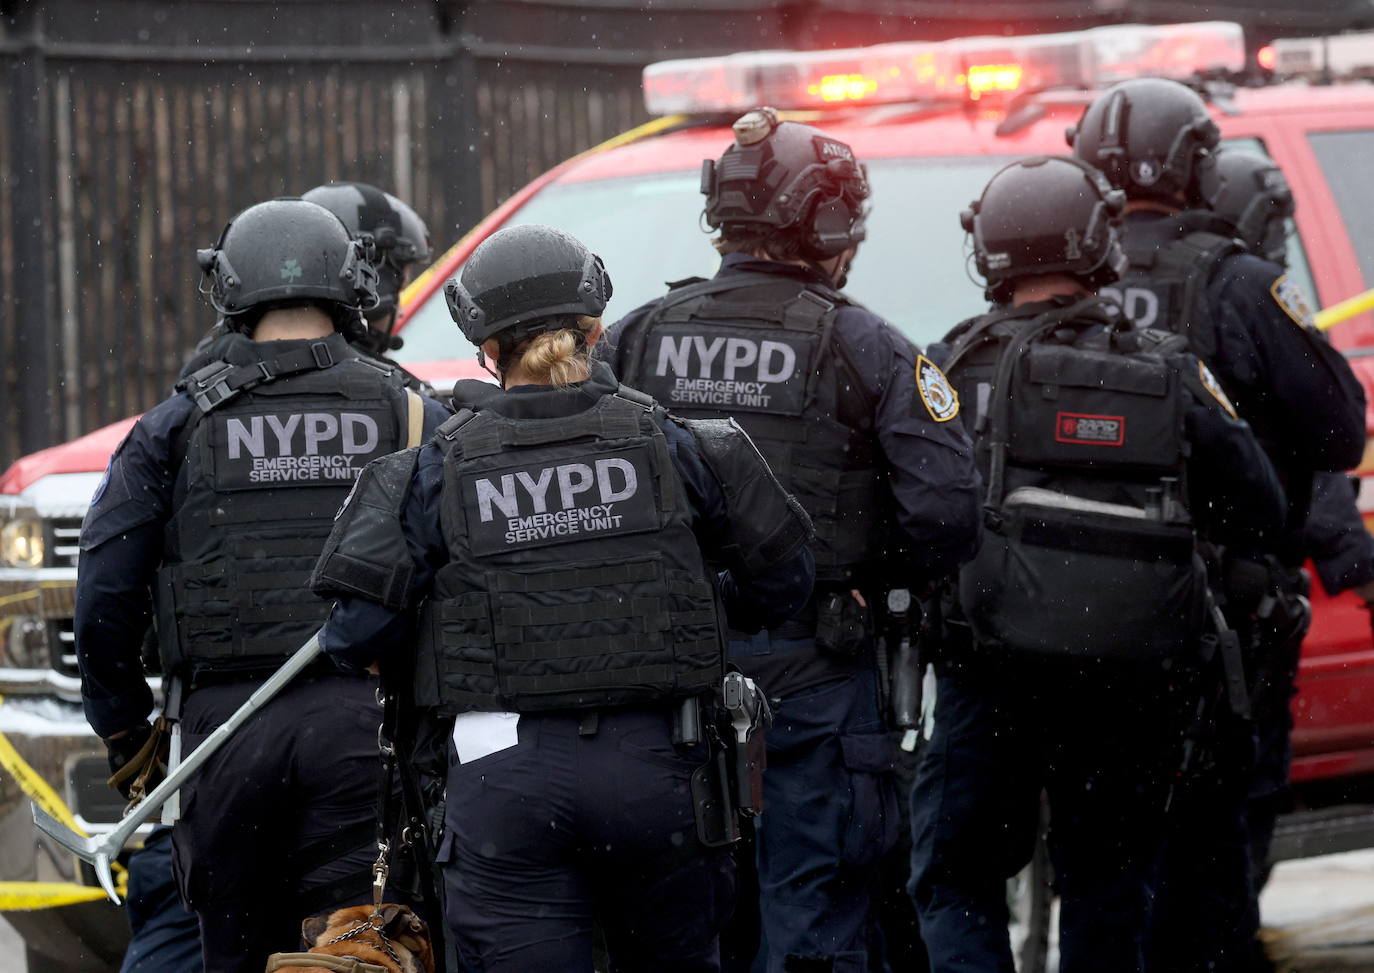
[396,144,1323,361]
[1222,137,1319,303]
[1308,130,1374,288]
[396,158,1017,357]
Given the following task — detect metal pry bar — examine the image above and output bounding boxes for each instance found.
[32,631,325,903]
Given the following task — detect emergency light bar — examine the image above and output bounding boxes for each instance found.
[1273,30,1374,80]
[643,21,1245,115]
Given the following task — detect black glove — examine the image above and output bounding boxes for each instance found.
[105,721,156,801]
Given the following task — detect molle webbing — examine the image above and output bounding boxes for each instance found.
[421,392,723,714]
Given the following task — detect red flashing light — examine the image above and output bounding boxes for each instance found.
[966,63,1024,99]
[808,73,880,103]
[1257,45,1278,71]
[644,22,1246,116]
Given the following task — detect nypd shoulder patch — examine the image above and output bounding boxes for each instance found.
[916,355,959,423]
[1269,275,1316,329]
[1198,361,1238,420]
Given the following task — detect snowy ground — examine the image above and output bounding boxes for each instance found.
[1260,849,1374,971]
[1,850,1373,971]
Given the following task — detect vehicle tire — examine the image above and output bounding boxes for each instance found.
[1008,795,1053,973]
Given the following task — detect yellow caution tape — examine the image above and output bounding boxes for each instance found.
[1316,286,1374,331]
[399,113,691,306]
[0,703,86,836]
[0,881,111,910]
[0,694,128,905]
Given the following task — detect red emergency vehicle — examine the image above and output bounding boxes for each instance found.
[1,18,1372,969]
[393,20,1374,798]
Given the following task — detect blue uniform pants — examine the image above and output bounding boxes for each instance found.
[120,827,201,973]
[909,655,1177,973]
[1149,710,1261,973]
[441,709,735,972]
[731,633,899,973]
[171,673,387,973]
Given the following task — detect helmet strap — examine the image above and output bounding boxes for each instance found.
[477,348,504,384]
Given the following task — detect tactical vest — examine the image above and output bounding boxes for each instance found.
[945,299,1208,659]
[415,386,723,716]
[1104,227,1241,361]
[618,273,882,583]
[156,334,409,677]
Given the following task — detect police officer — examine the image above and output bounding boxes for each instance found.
[120,184,439,973]
[181,182,434,392]
[301,181,434,362]
[311,224,816,972]
[76,198,450,973]
[1069,80,1367,971]
[907,155,1286,973]
[601,106,983,973]
[1211,148,1295,268]
[1208,146,1372,969]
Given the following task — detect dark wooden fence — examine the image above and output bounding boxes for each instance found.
[3,0,1369,470]
[1,0,668,470]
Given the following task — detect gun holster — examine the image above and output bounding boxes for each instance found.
[691,749,741,848]
[691,674,773,848]
[815,590,870,656]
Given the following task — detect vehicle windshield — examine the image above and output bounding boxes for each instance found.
[395,156,1017,360]
[396,144,1320,362]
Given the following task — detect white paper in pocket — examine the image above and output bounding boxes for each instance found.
[452,711,521,763]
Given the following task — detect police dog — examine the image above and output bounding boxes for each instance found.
[264,904,435,973]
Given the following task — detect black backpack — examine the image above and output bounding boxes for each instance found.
[947,297,1208,659]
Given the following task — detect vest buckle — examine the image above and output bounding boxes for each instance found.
[311,341,335,369]
[193,376,236,412]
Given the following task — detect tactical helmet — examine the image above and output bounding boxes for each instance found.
[196,198,378,324]
[1067,78,1222,208]
[302,182,432,320]
[1211,149,1294,266]
[962,155,1128,303]
[702,107,870,260]
[445,224,612,347]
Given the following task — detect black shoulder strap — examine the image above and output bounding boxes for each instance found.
[1174,231,1241,360]
[441,394,649,460]
[433,408,479,459]
[940,306,1035,380]
[650,272,845,328]
[171,339,359,471]
[175,339,350,414]
[613,383,657,411]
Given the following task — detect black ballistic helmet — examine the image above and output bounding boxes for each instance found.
[302,182,432,319]
[963,155,1128,303]
[1211,149,1295,267]
[1067,78,1222,208]
[196,198,378,323]
[445,224,612,347]
[702,107,870,260]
